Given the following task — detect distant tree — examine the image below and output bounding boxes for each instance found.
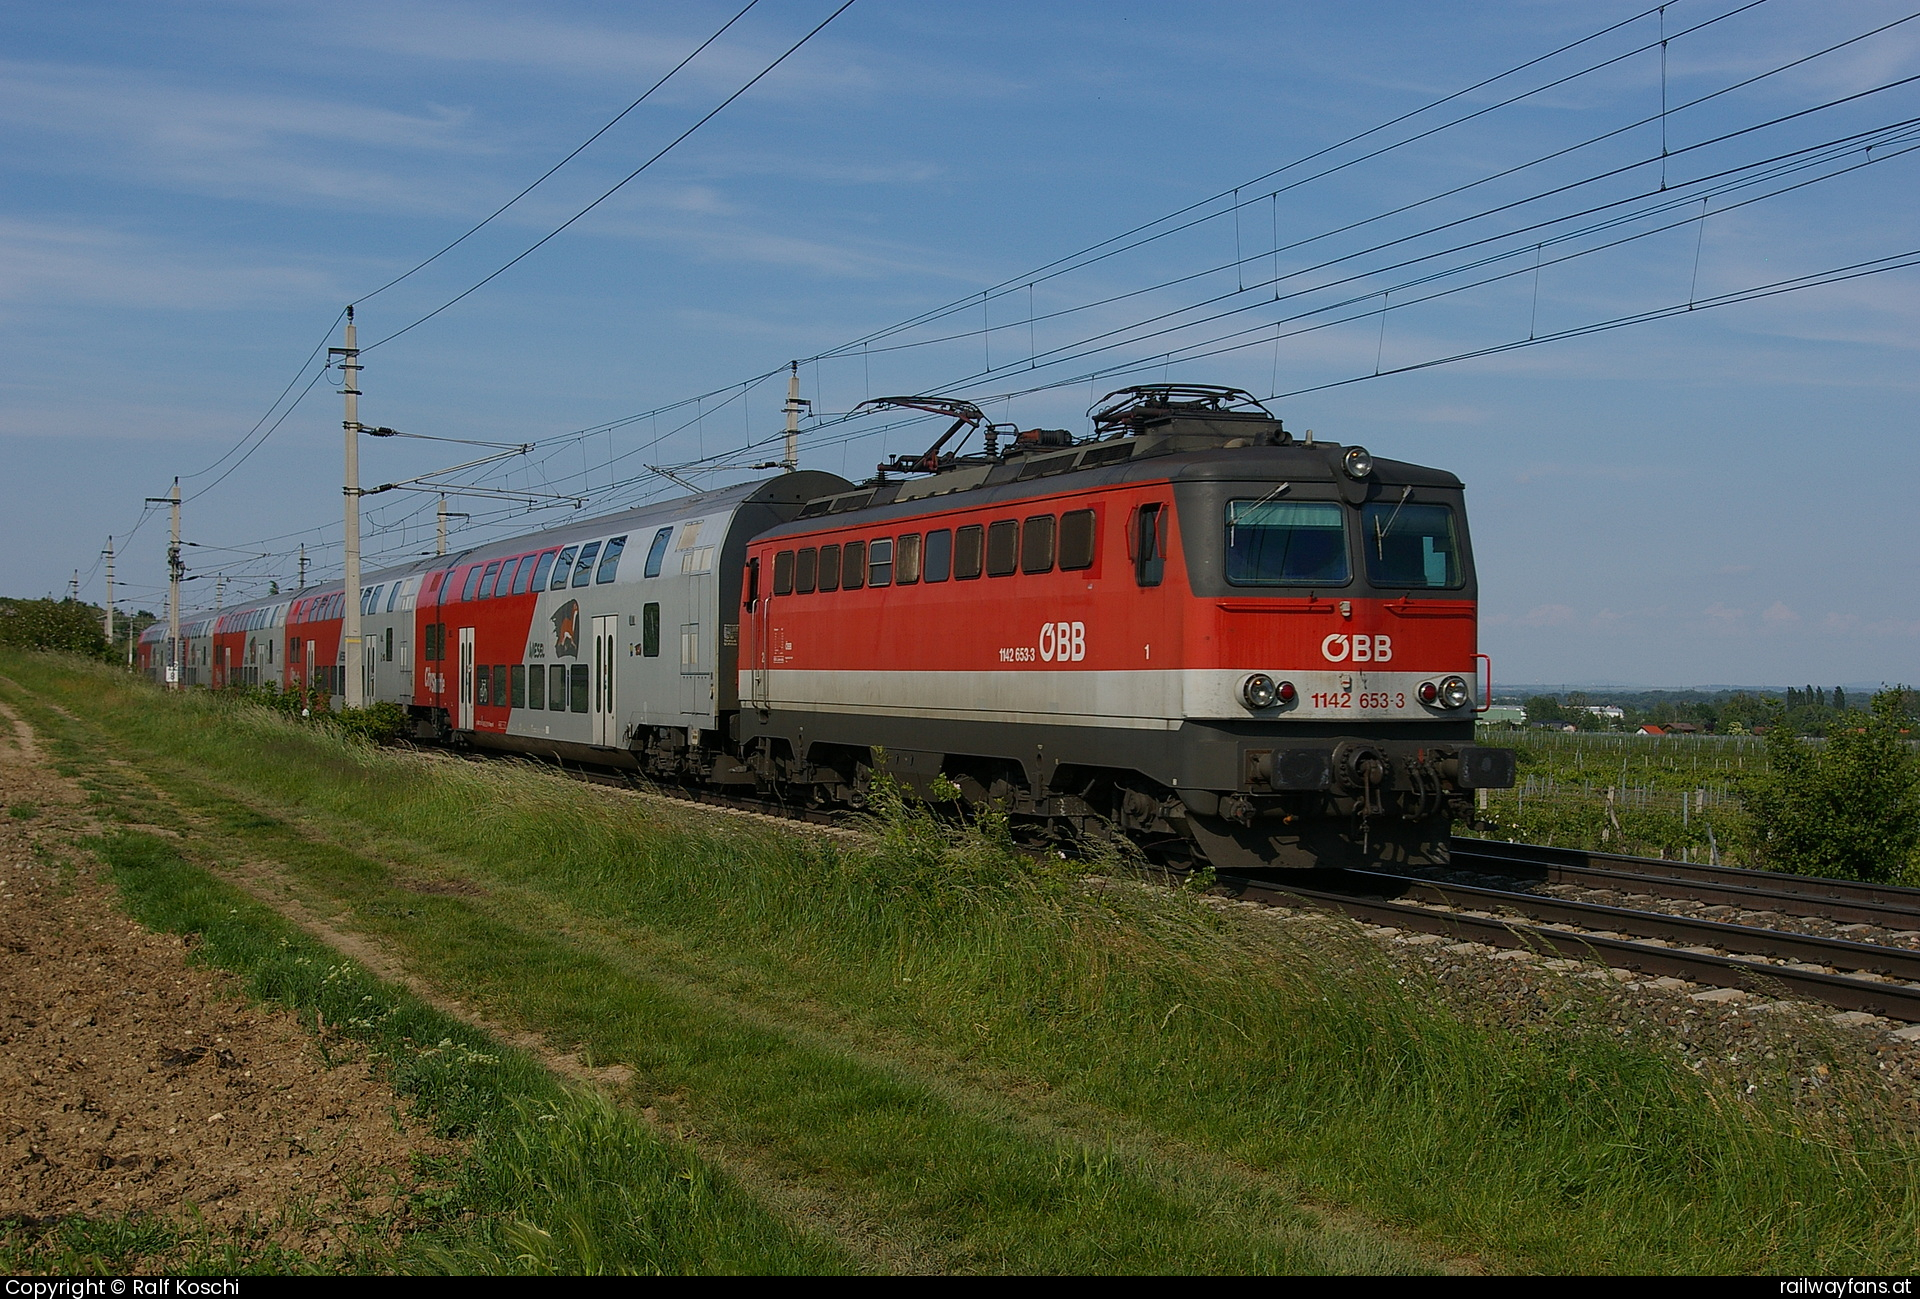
[1739,689,1920,883]
[1524,694,1566,723]
[0,598,108,657]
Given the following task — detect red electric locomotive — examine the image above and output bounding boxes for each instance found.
[140,384,1512,869]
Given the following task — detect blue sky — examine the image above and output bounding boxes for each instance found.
[2,0,1915,687]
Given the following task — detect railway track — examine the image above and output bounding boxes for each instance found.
[464,751,1920,1026]
[1223,839,1920,1023]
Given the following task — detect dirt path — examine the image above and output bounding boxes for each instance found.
[0,698,456,1258]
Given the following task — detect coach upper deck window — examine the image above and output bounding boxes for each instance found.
[530,550,558,592]
[596,536,628,583]
[1226,501,1349,586]
[896,534,921,585]
[817,544,841,592]
[923,530,952,582]
[868,538,894,588]
[773,550,795,596]
[1361,501,1462,590]
[795,547,817,594]
[953,526,983,580]
[842,540,866,591]
[509,555,533,596]
[643,527,673,578]
[572,541,603,587]
[478,562,501,599]
[550,547,578,590]
[986,521,1019,577]
[462,566,483,602]
[1021,516,1055,574]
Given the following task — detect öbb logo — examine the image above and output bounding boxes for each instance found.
[1040,621,1086,662]
[1321,633,1392,663]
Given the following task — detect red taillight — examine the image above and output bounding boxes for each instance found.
[1276,680,1297,705]
[1418,681,1438,704]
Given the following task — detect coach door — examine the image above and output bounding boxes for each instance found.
[591,614,617,747]
[457,627,476,730]
[749,560,770,713]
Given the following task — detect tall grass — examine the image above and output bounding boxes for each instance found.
[9,652,1920,1273]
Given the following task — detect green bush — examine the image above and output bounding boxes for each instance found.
[0,598,106,656]
[1739,688,1920,882]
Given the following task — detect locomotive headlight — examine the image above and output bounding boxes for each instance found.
[1439,675,1471,709]
[1418,680,1439,705]
[1241,673,1278,709]
[1342,446,1374,480]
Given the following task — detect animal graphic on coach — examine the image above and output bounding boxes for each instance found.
[551,599,581,659]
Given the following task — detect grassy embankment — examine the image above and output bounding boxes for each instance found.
[4,651,1918,1274]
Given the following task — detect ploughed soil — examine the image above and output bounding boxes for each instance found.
[0,700,457,1260]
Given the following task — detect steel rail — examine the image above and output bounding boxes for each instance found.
[1450,838,1920,927]
[1216,872,1920,1022]
[1336,867,1920,981]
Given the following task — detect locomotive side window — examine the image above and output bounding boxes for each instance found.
[1021,515,1055,574]
[818,544,841,592]
[1134,504,1165,587]
[643,527,673,578]
[896,534,921,585]
[795,547,818,594]
[1060,510,1097,571]
[842,540,867,590]
[1362,502,1463,589]
[953,526,983,580]
[571,541,603,587]
[923,530,952,582]
[596,536,627,583]
[868,538,894,588]
[1226,501,1349,586]
[643,603,660,657]
[530,550,557,592]
[986,520,1019,577]
[528,664,545,708]
[550,547,578,590]
[773,550,795,596]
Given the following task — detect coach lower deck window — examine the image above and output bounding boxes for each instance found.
[597,536,628,583]
[953,526,982,579]
[1361,501,1462,589]
[549,664,568,710]
[842,540,866,590]
[643,603,660,657]
[986,520,1018,576]
[896,534,921,584]
[923,529,952,582]
[795,547,817,593]
[1021,516,1055,574]
[1227,501,1350,586]
[868,538,893,587]
[818,544,841,591]
[511,664,526,708]
[572,541,602,587]
[477,669,491,706]
[528,664,545,708]
[773,550,795,596]
[550,547,578,590]
[493,665,508,706]
[571,664,590,713]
